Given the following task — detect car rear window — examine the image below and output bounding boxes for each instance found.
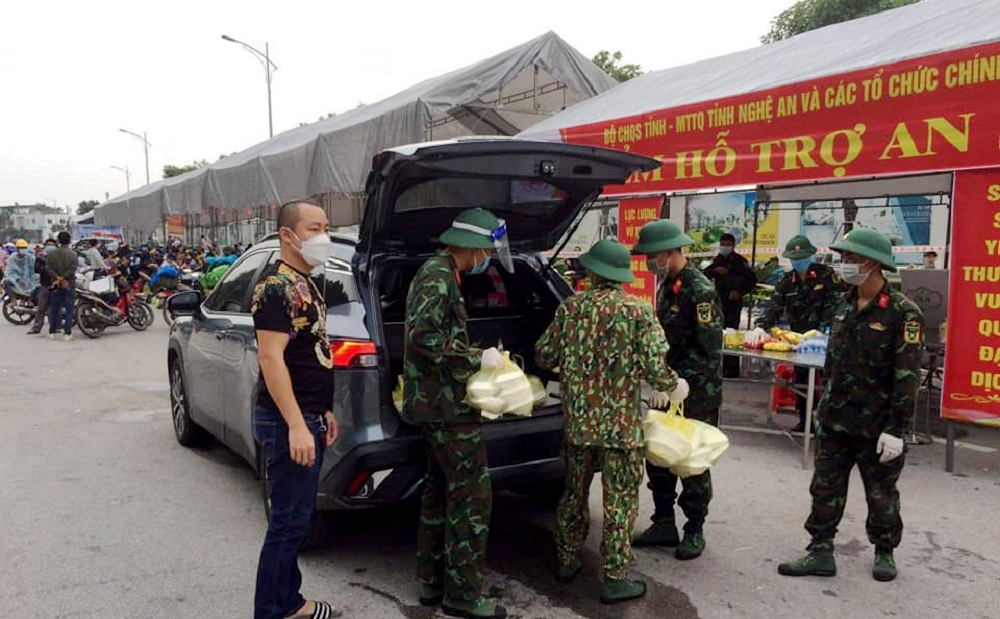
[395,177,567,215]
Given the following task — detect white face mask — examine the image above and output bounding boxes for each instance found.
[719,245,734,256]
[838,262,871,286]
[290,230,331,268]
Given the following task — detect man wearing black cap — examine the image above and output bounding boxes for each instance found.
[703,233,755,377]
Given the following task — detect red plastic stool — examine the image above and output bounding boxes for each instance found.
[771,363,798,414]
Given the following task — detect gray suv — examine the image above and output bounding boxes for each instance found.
[165,138,656,544]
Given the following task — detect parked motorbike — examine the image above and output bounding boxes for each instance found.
[74,272,153,338]
[2,289,36,325]
[143,269,201,327]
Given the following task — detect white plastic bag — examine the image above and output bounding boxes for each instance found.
[466,351,534,419]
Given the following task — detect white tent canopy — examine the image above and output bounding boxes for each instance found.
[95,31,617,236]
[521,0,1000,141]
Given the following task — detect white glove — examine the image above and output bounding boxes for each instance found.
[648,390,671,410]
[745,327,767,347]
[876,433,904,464]
[669,378,690,403]
[481,347,503,370]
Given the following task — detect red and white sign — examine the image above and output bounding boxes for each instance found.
[561,42,1000,194]
[617,197,663,306]
[941,168,1000,425]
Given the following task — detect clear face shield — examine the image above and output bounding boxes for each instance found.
[452,219,513,272]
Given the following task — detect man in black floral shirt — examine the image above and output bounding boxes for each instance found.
[250,200,340,619]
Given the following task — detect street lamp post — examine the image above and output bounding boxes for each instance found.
[110,165,131,192]
[119,128,151,185]
[221,34,278,138]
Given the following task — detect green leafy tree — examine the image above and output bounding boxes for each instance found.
[762,0,921,44]
[163,160,208,179]
[592,50,643,82]
[77,199,99,216]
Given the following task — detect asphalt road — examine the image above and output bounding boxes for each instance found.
[2,316,998,619]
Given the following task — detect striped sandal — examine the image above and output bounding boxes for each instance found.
[287,601,342,619]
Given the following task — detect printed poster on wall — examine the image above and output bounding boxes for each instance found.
[686,192,780,259]
[165,215,184,239]
[617,197,663,306]
[941,168,1000,425]
[800,196,934,264]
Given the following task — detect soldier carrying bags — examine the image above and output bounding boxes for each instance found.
[630,220,724,561]
[535,239,688,605]
[402,208,507,619]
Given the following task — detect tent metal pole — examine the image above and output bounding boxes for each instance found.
[748,193,761,330]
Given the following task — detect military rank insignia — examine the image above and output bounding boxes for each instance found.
[697,302,713,324]
[904,321,922,344]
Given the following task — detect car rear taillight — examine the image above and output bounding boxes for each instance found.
[331,340,378,368]
[347,471,372,497]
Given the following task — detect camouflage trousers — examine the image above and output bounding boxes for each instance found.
[646,407,718,532]
[805,427,904,551]
[416,422,492,601]
[556,444,644,581]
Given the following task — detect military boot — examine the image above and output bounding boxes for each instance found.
[777,550,837,577]
[600,578,647,604]
[555,557,583,583]
[418,582,444,606]
[675,529,705,560]
[441,597,507,619]
[872,548,897,582]
[632,519,679,547]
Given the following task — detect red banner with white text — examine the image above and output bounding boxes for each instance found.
[941,168,1000,425]
[617,197,663,306]
[561,42,1000,194]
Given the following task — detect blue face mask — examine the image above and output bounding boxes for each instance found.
[45,245,56,254]
[791,257,814,272]
[469,251,491,275]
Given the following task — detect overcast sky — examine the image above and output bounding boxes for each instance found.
[1,0,792,210]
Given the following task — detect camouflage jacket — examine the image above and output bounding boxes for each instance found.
[402,251,481,424]
[655,262,724,412]
[536,281,679,449]
[817,282,924,438]
[756,263,845,333]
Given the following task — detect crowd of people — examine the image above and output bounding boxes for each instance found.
[248,201,922,619]
[1,234,248,338]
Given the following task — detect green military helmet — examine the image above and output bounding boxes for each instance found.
[782,235,818,260]
[439,208,504,249]
[830,227,897,272]
[579,239,635,283]
[630,219,694,255]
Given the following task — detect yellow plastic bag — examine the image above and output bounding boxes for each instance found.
[669,419,730,478]
[643,402,698,468]
[527,375,548,405]
[392,375,404,413]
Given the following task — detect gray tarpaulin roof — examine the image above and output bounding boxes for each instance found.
[95,31,617,234]
[520,0,1000,141]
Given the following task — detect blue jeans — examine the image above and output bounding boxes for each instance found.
[48,283,75,335]
[253,402,325,619]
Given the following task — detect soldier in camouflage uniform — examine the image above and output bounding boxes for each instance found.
[778,228,923,583]
[535,239,687,605]
[752,235,846,431]
[629,219,724,561]
[402,208,507,619]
